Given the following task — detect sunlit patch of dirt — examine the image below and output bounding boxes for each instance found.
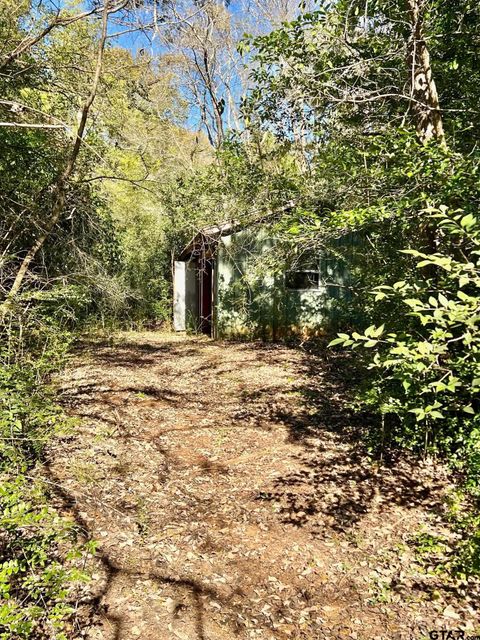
[44,332,479,640]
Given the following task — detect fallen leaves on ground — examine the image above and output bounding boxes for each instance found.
[44,332,480,640]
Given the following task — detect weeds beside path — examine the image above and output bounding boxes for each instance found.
[45,332,479,639]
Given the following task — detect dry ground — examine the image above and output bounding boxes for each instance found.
[45,332,479,640]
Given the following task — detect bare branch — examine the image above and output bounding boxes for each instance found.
[1,1,112,315]
[0,122,65,129]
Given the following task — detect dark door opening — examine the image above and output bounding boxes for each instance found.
[199,258,214,336]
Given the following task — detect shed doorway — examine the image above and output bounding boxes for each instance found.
[199,258,214,336]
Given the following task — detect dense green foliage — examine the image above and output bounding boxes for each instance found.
[1,0,480,632]
[0,477,94,640]
[0,308,91,638]
[330,208,480,459]
[234,0,480,574]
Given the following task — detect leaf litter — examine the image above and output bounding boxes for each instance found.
[43,332,479,639]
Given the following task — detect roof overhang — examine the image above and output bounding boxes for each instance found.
[178,220,239,260]
[177,201,296,261]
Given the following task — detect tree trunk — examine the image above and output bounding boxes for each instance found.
[0,3,111,318]
[406,0,446,262]
[406,0,446,147]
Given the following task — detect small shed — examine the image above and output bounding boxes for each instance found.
[173,220,351,339]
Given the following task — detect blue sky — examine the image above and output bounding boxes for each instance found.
[110,1,254,134]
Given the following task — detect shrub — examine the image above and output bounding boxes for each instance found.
[330,207,480,574]
[0,308,93,639]
[330,207,479,458]
[0,478,92,640]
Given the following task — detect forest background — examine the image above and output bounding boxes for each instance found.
[0,0,479,637]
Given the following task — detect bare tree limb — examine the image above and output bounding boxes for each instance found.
[1,5,100,71]
[1,2,112,316]
[0,122,65,129]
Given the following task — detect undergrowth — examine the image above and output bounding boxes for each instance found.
[0,308,94,639]
[331,207,480,580]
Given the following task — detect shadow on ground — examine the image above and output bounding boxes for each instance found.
[48,335,313,639]
[42,463,246,640]
[247,344,448,534]
[69,335,447,538]
[47,334,455,638]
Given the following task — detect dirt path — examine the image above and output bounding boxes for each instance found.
[46,332,478,640]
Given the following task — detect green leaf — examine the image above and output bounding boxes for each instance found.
[400,249,425,257]
[373,324,385,337]
[460,214,476,229]
[438,293,449,307]
[409,408,426,421]
[404,298,422,308]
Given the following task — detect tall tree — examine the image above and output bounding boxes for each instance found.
[406,0,445,145]
[160,0,244,147]
[1,2,113,314]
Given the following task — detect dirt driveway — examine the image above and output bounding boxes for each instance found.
[46,332,478,639]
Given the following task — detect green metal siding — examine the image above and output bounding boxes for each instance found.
[215,229,352,339]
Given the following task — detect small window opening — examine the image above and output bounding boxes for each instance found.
[285,270,320,290]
